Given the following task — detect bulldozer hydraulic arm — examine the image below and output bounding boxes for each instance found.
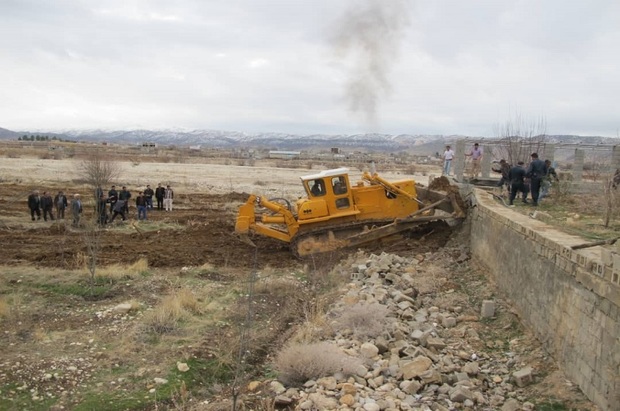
[363,171,425,205]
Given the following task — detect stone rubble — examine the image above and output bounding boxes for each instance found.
[268,250,539,410]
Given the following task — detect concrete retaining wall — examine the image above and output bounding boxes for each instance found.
[469,190,620,410]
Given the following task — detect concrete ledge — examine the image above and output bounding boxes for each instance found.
[469,189,620,411]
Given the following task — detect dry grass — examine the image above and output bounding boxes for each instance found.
[176,288,200,313]
[97,258,149,279]
[274,341,363,386]
[141,287,201,334]
[0,292,24,323]
[289,296,332,344]
[332,301,389,340]
[142,294,187,334]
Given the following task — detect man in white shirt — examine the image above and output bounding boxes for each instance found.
[442,145,455,176]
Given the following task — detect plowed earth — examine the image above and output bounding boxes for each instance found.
[0,186,453,270]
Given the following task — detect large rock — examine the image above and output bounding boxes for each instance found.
[401,356,433,379]
[360,342,379,359]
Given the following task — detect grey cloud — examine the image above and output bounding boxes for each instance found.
[0,0,618,136]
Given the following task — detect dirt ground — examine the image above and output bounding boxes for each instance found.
[0,192,449,272]
[0,156,598,410]
[0,189,291,270]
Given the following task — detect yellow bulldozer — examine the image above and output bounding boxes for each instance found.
[235,165,465,257]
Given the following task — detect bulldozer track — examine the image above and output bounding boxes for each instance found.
[290,216,450,258]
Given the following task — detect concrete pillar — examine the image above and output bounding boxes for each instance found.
[454,139,466,182]
[573,149,584,183]
[481,144,491,178]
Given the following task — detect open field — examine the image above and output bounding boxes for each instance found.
[0,152,600,410]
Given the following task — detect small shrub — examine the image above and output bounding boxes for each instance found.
[274,341,363,385]
[176,288,200,313]
[142,295,186,334]
[332,302,389,340]
[141,287,200,334]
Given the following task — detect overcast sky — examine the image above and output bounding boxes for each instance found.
[1,0,619,137]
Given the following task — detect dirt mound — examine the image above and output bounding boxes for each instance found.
[428,175,452,191]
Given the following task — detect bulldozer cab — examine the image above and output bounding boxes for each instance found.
[299,168,357,220]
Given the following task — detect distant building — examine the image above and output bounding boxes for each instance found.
[140,142,157,152]
[269,150,301,160]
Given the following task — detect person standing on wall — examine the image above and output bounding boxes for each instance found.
[526,152,548,206]
[155,183,165,211]
[442,145,455,176]
[164,185,174,212]
[465,142,483,179]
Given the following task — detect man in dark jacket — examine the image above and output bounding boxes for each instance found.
[508,162,528,206]
[109,199,127,223]
[108,185,118,214]
[54,191,68,219]
[526,153,548,206]
[155,183,165,211]
[144,185,154,209]
[28,190,41,221]
[119,186,131,214]
[96,193,108,226]
[136,191,148,220]
[494,159,511,196]
[41,191,55,221]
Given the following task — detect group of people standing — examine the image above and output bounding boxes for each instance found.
[97,183,175,225]
[28,183,175,227]
[497,153,558,206]
[441,144,559,206]
[441,143,484,178]
[28,190,82,226]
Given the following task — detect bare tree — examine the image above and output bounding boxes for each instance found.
[75,151,122,293]
[494,112,548,165]
[583,151,612,182]
[76,150,123,197]
[82,218,105,293]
